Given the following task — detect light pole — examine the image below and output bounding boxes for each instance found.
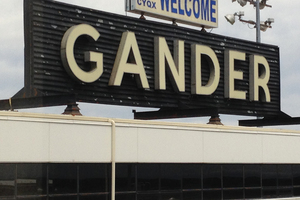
[255,0,261,43]
[225,0,273,43]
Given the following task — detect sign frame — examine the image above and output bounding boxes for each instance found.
[126,0,218,28]
[3,0,282,119]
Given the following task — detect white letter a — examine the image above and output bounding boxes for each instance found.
[109,32,149,89]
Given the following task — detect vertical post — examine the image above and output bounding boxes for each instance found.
[109,119,116,200]
[255,0,263,125]
[256,0,261,43]
[24,0,35,96]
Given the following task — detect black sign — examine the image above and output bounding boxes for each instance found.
[18,0,280,117]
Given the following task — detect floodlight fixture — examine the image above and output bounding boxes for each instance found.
[228,0,273,43]
[225,12,274,32]
[233,0,272,10]
[225,11,244,25]
[257,0,272,9]
[256,18,274,32]
[266,18,274,24]
[232,0,248,7]
[259,24,268,32]
[225,14,236,25]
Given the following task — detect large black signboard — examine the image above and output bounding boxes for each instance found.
[16,0,280,117]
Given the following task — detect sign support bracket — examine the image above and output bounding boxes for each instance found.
[133,108,219,120]
[0,94,77,111]
[239,111,300,127]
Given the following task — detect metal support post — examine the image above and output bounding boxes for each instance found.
[256,0,261,43]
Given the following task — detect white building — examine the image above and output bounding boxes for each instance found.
[1,111,300,200]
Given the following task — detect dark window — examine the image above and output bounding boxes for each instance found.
[79,164,109,193]
[203,190,221,200]
[203,165,221,189]
[182,164,201,190]
[137,164,159,191]
[3,163,300,200]
[262,188,277,198]
[0,164,15,197]
[244,165,261,188]
[223,189,243,199]
[161,164,181,191]
[245,189,261,199]
[161,192,181,200]
[223,165,243,188]
[278,165,292,187]
[17,164,47,196]
[115,193,136,200]
[18,197,47,200]
[137,193,159,200]
[293,165,300,186]
[79,194,109,200]
[115,164,136,192]
[49,196,77,200]
[293,186,300,196]
[262,165,277,187]
[48,164,77,194]
[278,188,292,197]
[182,191,202,200]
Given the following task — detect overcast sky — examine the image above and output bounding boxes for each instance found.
[1,0,300,130]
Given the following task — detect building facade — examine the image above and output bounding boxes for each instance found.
[1,111,300,200]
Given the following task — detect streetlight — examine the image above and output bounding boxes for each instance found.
[226,0,273,43]
[225,12,274,31]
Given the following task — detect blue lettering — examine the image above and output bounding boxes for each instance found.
[178,0,185,15]
[153,2,157,8]
[211,0,216,22]
[142,0,146,6]
[171,0,177,13]
[193,0,200,19]
[137,0,142,5]
[161,0,170,11]
[201,0,209,21]
[147,1,152,7]
[185,0,192,17]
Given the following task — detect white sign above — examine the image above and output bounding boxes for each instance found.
[126,0,218,28]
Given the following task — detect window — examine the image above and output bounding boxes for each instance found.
[278,165,292,187]
[115,164,136,192]
[278,188,292,198]
[115,193,136,200]
[137,164,159,192]
[223,165,243,188]
[245,189,261,199]
[223,189,243,199]
[182,191,201,200]
[161,192,181,200]
[137,193,159,200]
[244,165,261,188]
[182,164,201,190]
[17,164,47,196]
[262,165,277,187]
[79,194,109,200]
[262,188,277,198]
[3,163,300,200]
[21,197,47,200]
[79,164,109,193]
[294,165,300,186]
[203,165,221,189]
[293,165,300,197]
[48,164,77,195]
[49,196,77,200]
[161,164,181,191]
[0,164,15,198]
[203,190,221,200]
